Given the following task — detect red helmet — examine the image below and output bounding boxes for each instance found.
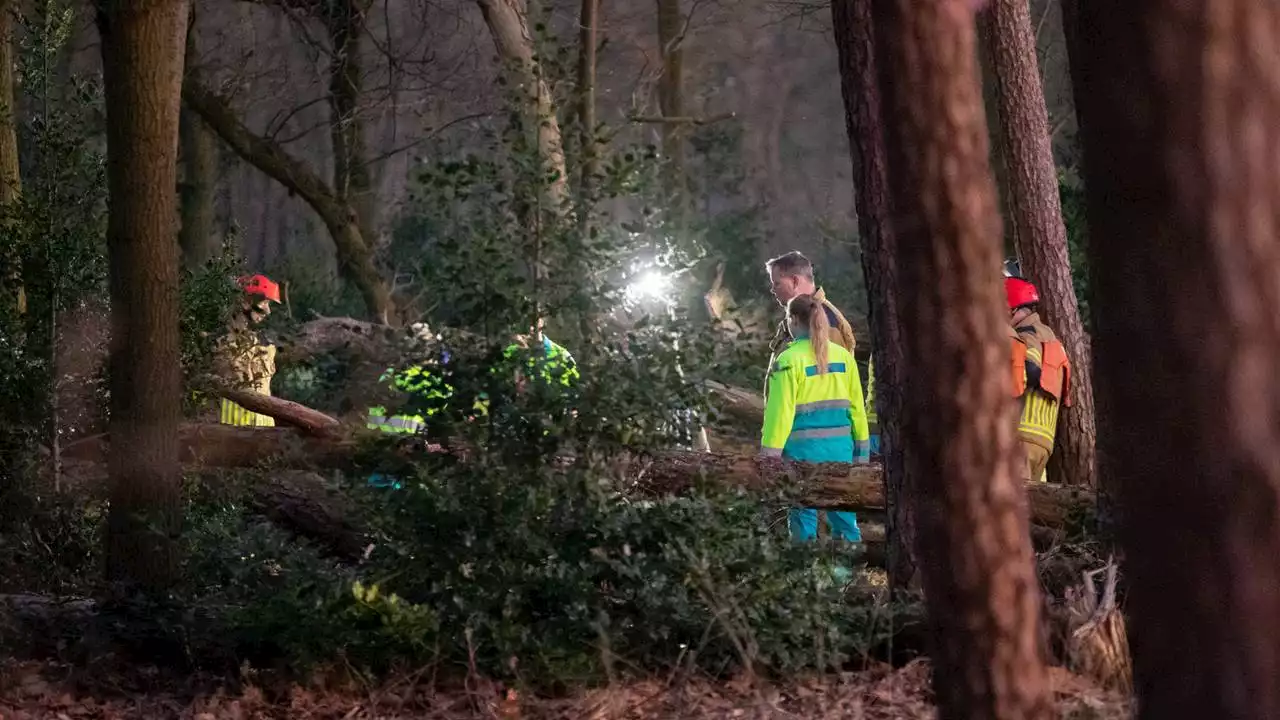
[1004,277,1038,310]
[237,274,281,303]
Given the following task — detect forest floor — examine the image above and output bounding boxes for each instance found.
[0,658,1130,719]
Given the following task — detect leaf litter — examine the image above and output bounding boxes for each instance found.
[0,658,1131,719]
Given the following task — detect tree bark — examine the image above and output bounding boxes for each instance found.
[874,0,1052,716]
[475,0,568,209]
[0,0,19,208]
[830,0,918,592]
[217,389,340,435]
[1057,0,1118,535]
[575,0,599,213]
[178,106,217,268]
[656,0,688,218]
[63,425,1096,529]
[177,7,216,269]
[325,0,377,247]
[0,0,22,318]
[181,76,392,321]
[97,0,189,592]
[978,0,1097,489]
[1074,1,1280,716]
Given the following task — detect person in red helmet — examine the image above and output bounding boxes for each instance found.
[215,274,282,426]
[1005,270,1072,483]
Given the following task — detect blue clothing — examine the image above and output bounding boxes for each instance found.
[789,508,861,543]
[761,337,870,543]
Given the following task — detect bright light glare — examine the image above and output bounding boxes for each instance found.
[627,270,672,303]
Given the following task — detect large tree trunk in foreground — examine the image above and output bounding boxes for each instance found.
[62,424,1096,529]
[830,0,918,592]
[0,0,22,318]
[978,0,1097,489]
[875,0,1052,716]
[97,0,189,592]
[1075,1,1280,716]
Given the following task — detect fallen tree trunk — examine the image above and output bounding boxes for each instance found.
[218,389,341,435]
[62,423,1095,528]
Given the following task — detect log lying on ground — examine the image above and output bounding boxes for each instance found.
[706,380,765,428]
[218,389,341,435]
[62,424,1095,528]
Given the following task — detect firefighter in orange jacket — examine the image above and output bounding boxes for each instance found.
[1006,276,1071,483]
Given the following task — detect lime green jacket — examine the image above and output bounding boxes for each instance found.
[761,337,870,463]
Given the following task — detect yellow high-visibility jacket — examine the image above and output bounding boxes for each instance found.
[761,337,870,463]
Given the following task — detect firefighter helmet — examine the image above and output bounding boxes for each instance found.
[1005,277,1039,310]
[237,274,281,303]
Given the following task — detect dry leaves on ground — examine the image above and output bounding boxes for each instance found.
[0,659,1131,719]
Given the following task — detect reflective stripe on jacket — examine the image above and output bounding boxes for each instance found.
[1013,313,1067,451]
[218,339,277,427]
[367,406,426,434]
[367,361,450,434]
[761,337,869,463]
[221,398,276,427]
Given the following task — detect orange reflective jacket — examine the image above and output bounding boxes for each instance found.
[1011,337,1027,397]
[1039,339,1072,406]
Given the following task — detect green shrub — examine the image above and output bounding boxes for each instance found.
[169,454,894,685]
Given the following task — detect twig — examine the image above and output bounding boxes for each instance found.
[627,112,736,126]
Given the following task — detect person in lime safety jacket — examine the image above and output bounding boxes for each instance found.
[501,331,579,392]
[368,329,576,435]
[365,343,460,488]
[760,293,871,543]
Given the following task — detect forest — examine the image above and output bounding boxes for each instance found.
[0,0,1269,718]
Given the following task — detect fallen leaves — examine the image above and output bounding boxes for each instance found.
[0,658,1132,719]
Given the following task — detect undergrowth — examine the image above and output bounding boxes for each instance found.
[166,458,900,688]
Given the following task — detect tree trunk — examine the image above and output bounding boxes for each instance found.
[475,0,568,209]
[177,8,217,269]
[0,0,22,318]
[63,425,1096,528]
[830,0,918,592]
[178,108,217,268]
[575,0,599,213]
[181,76,392,322]
[325,0,377,248]
[978,0,1096,489]
[1074,1,1280,716]
[874,0,1052,716]
[217,389,340,435]
[1057,0,1118,534]
[97,0,189,592]
[656,0,688,218]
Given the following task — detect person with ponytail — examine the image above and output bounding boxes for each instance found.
[760,294,871,545]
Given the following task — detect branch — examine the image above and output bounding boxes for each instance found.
[183,74,392,320]
[182,75,342,225]
[628,112,736,126]
[352,111,492,170]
